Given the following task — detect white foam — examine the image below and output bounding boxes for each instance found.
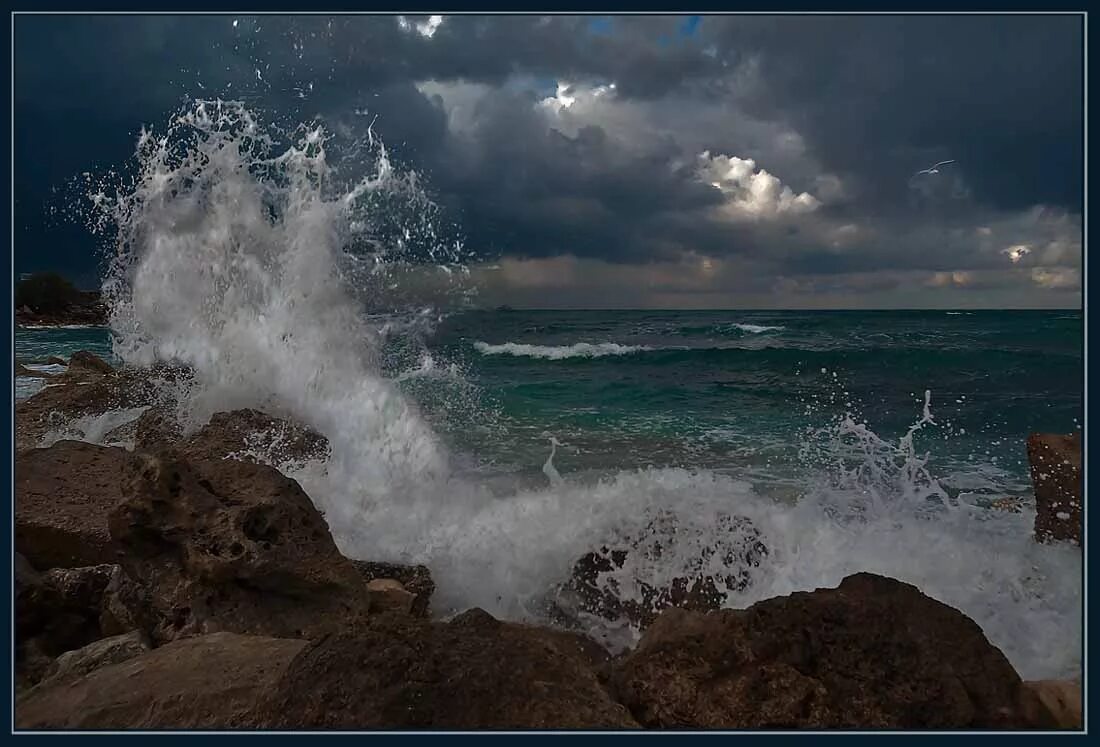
[732,323,784,333]
[17,324,101,330]
[24,363,67,375]
[474,341,650,359]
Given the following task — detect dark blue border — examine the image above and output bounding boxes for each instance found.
[4,3,1091,740]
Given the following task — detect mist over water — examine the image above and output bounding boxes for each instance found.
[43,99,1081,681]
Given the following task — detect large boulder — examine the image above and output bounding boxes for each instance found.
[1026,433,1082,546]
[553,510,768,630]
[107,449,371,642]
[15,442,140,568]
[611,573,1033,729]
[261,608,638,729]
[16,633,308,729]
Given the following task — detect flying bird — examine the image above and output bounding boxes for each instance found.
[914,159,956,177]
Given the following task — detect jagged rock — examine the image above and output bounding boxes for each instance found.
[15,442,141,568]
[15,556,150,690]
[16,633,308,729]
[260,608,637,729]
[351,560,435,618]
[108,449,371,642]
[169,408,329,465]
[611,573,1032,729]
[39,631,151,688]
[14,369,161,451]
[64,351,114,380]
[1019,679,1082,729]
[365,579,417,615]
[16,560,148,658]
[1027,433,1082,546]
[554,510,768,629]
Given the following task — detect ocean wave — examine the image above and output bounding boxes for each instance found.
[18,324,103,330]
[473,341,651,359]
[732,323,785,334]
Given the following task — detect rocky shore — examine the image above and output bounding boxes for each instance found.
[13,353,1083,730]
[15,289,107,327]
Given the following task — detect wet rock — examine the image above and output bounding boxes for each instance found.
[15,442,140,568]
[39,631,151,688]
[261,608,637,729]
[170,408,329,465]
[1019,679,1082,729]
[554,510,768,629]
[351,560,435,618]
[14,369,161,451]
[611,573,1032,729]
[108,450,371,642]
[1027,433,1082,546]
[64,351,114,380]
[46,356,68,366]
[16,633,308,729]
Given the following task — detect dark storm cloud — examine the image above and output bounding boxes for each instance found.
[699,14,1084,213]
[14,13,1083,306]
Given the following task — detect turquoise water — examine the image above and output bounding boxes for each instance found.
[20,309,1081,504]
[422,310,1081,499]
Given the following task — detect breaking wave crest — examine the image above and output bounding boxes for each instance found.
[474,341,651,359]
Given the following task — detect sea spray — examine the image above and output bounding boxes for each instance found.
[78,101,1080,681]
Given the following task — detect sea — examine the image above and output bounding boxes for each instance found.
[11,100,1084,682]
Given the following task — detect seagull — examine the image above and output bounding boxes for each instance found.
[914,159,955,177]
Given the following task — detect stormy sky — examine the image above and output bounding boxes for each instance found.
[14,13,1084,308]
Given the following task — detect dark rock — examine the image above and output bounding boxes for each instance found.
[260,609,637,729]
[16,561,148,657]
[1027,433,1082,546]
[108,449,371,643]
[15,442,140,568]
[38,630,151,688]
[554,510,768,629]
[46,356,68,366]
[15,556,151,690]
[611,573,1032,729]
[16,633,308,729]
[350,560,435,618]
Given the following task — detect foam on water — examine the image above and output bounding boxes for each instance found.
[83,101,1080,681]
[474,341,651,359]
[732,323,784,333]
